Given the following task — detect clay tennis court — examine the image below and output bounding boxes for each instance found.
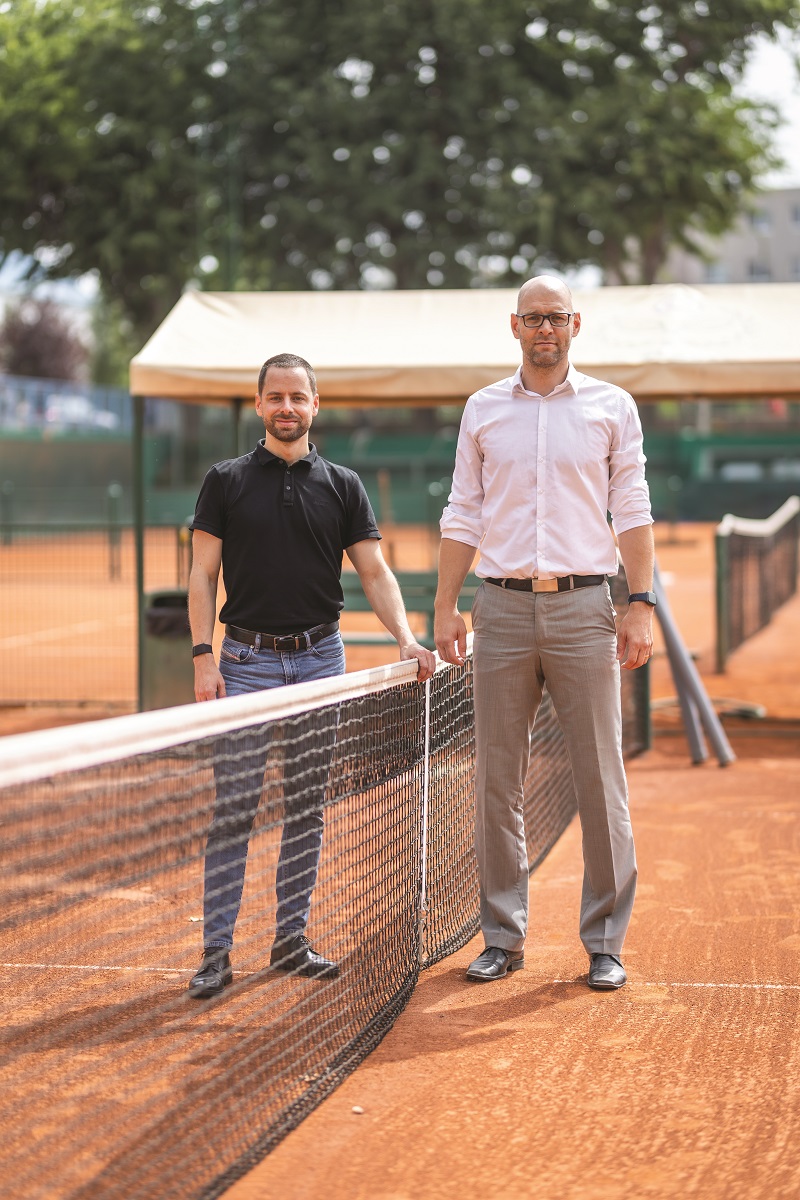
[3,523,799,1198]
[0,524,440,731]
[220,524,800,1200]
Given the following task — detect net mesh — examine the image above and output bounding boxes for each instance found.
[1,642,648,1200]
[715,497,800,669]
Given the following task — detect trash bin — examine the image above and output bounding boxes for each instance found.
[142,589,195,710]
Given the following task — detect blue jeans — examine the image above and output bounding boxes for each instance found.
[203,630,346,950]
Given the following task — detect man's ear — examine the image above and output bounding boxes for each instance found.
[572,312,581,337]
[510,313,521,341]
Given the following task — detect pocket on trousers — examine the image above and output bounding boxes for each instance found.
[471,581,485,630]
[309,632,345,667]
[219,636,255,664]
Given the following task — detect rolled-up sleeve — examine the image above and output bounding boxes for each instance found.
[439,399,485,548]
[608,394,653,534]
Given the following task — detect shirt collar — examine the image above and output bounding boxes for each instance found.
[255,440,318,467]
[511,363,582,398]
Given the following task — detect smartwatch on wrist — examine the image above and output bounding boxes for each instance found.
[192,643,213,658]
[627,592,657,607]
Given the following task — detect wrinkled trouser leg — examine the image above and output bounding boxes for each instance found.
[472,582,636,956]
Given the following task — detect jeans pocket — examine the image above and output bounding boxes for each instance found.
[219,637,255,664]
[309,633,346,669]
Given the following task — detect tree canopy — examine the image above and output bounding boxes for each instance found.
[1,0,797,351]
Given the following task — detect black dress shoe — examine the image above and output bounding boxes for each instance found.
[187,948,233,999]
[270,933,339,979]
[466,946,525,982]
[588,953,627,990]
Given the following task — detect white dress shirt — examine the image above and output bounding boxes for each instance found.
[439,364,652,579]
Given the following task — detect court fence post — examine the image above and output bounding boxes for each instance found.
[715,524,730,674]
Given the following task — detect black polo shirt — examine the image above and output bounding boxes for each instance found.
[193,441,380,634]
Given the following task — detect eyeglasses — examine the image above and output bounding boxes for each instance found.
[515,312,573,328]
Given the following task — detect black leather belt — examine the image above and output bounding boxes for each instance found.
[486,575,606,593]
[225,621,339,652]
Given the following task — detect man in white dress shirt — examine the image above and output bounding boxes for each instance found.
[434,275,654,991]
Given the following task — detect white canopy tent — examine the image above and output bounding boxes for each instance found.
[130,282,800,405]
[127,282,800,709]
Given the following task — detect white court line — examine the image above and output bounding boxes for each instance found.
[5,963,799,990]
[554,980,800,991]
[0,614,131,650]
[2,961,194,975]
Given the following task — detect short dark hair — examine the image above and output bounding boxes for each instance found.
[258,353,317,396]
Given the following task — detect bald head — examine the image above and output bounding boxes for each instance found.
[516,275,574,312]
[511,275,580,388]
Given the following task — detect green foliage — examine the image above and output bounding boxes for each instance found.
[90,295,140,388]
[0,0,798,351]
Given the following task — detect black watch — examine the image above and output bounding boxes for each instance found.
[627,591,657,607]
[192,643,214,658]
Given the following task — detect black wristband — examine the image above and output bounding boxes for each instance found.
[192,643,213,658]
[627,592,657,607]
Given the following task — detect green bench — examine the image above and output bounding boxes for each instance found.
[340,569,481,649]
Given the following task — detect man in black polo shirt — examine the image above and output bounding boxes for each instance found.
[188,352,435,999]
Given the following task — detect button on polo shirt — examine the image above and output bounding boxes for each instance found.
[193,441,380,634]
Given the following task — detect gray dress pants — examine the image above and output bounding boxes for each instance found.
[472,580,637,957]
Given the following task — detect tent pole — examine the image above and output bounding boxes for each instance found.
[231,397,245,457]
[133,395,146,712]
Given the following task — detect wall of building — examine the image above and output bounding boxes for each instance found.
[662,187,800,285]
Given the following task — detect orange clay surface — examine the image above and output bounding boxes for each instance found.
[222,525,800,1200]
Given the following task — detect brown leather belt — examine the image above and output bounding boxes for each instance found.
[486,575,605,593]
[225,621,339,652]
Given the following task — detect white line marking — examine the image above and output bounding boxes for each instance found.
[1,962,194,975]
[0,614,131,650]
[5,965,798,990]
[554,979,800,991]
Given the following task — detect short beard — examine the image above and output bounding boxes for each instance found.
[525,343,566,370]
[264,417,309,443]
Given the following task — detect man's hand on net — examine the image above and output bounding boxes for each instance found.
[400,641,437,682]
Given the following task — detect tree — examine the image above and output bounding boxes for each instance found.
[213,0,788,289]
[0,0,214,346]
[0,0,798,351]
[0,299,87,380]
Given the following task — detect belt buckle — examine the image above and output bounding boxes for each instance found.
[531,578,558,593]
[274,634,299,652]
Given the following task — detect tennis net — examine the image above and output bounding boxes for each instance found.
[715,496,800,671]
[1,635,647,1200]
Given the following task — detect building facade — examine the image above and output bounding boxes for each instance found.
[662,187,800,285]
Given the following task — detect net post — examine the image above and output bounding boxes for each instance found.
[715,523,730,674]
[418,675,431,967]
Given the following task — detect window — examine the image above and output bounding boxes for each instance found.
[704,262,728,283]
[749,210,771,234]
[748,261,772,282]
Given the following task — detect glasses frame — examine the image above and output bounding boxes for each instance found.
[515,311,574,328]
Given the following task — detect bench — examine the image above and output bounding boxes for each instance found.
[340,569,481,649]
